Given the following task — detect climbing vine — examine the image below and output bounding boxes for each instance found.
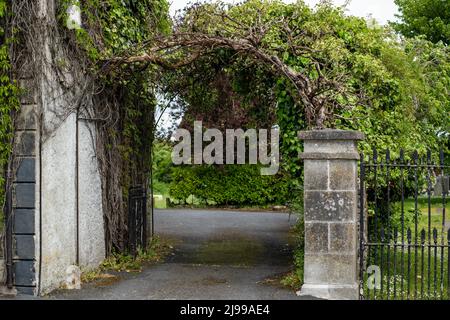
[0,0,170,254]
[54,0,171,253]
[0,0,20,233]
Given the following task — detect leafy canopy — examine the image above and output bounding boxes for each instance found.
[393,0,450,44]
[152,1,448,161]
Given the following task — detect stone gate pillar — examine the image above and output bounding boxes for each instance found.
[298,129,364,300]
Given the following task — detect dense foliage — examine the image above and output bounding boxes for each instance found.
[0,0,19,232]
[169,164,290,206]
[157,1,448,202]
[148,0,449,286]
[393,0,450,44]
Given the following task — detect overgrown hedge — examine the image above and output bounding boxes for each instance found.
[169,165,292,206]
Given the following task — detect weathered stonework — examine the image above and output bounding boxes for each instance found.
[2,0,106,296]
[298,129,364,300]
[4,70,40,295]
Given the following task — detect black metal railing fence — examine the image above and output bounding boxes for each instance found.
[359,149,449,300]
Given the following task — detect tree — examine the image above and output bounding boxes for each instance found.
[112,1,446,147]
[110,1,370,128]
[111,0,448,207]
[393,0,450,44]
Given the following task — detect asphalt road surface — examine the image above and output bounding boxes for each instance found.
[48,209,312,300]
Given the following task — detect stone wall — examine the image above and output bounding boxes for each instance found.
[36,0,105,294]
[10,79,39,295]
[2,0,106,296]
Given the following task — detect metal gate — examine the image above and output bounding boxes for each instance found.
[128,186,148,256]
[359,149,449,300]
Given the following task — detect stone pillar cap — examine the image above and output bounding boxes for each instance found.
[298,129,365,141]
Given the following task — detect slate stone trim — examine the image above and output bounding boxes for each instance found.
[13,209,35,235]
[13,261,36,287]
[13,183,36,209]
[15,158,36,183]
[9,79,38,295]
[14,131,36,157]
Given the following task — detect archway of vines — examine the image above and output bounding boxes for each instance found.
[1,0,448,256]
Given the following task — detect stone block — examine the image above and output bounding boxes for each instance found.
[0,285,17,297]
[15,158,36,183]
[329,223,355,253]
[304,253,357,285]
[299,284,359,300]
[13,209,35,234]
[13,183,35,208]
[19,80,36,105]
[304,191,356,222]
[303,140,358,155]
[15,286,35,295]
[14,235,35,260]
[304,160,328,190]
[329,160,356,190]
[305,223,329,254]
[15,104,37,130]
[14,131,36,156]
[13,261,35,287]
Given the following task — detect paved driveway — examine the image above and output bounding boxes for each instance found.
[48,209,311,300]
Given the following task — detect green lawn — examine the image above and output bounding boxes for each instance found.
[363,196,449,300]
[363,245,449,300]
[404,197,450,233]
[152,180,170,209]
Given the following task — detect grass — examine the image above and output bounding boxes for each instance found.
[363,196,449,300]
[404,197,449,232]
[280,214,305,291]
[151,180,288,211]
[280,270,303,290]
[81,236,173,284]
[151,181,209,209]
[362,246,449,300]
[152,180,170,209]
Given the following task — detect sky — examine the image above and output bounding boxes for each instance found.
[169,0,400,25]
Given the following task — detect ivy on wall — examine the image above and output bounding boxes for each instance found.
[54,0,171,253]
[0,0,20,232]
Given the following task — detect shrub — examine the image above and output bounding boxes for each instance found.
[169,164,291,206]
